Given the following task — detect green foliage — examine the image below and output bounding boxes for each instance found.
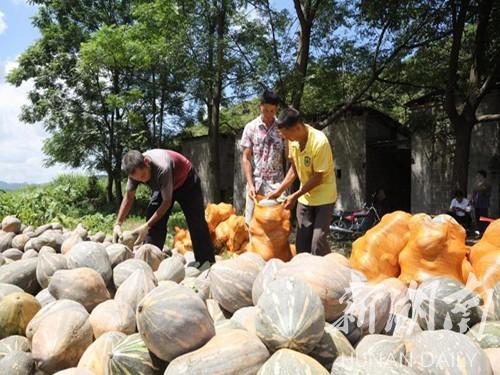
[0,174,181,234]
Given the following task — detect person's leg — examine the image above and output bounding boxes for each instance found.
[311,203,335,256]
[145,191,171,249]
[477,207,489,234]
[295,202,314,254]
[176,170,216,264]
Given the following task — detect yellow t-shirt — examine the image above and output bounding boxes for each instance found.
[289,124,337,206]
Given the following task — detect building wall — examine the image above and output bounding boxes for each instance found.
[181,135,235,204]
[323,114,366,211]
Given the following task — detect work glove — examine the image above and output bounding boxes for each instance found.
[132,223,150,246]
[112,224,122,243]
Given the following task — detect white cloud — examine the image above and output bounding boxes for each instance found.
[0,58,85,184]
[0,11,7,35]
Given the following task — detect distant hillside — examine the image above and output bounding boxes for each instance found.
[0,181,28,191]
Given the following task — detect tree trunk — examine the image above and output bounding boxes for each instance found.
[106,169,114,203]
[451,117,474,193]
[291,21,312,110]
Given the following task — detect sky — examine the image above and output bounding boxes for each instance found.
[0,0,293,184]
[0,0,83,184]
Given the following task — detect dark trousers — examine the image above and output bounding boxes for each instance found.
[145,169,215,264]
[296,202,334,256]
[474,207,489,234]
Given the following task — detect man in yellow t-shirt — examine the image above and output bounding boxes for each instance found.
[267,107,337,255]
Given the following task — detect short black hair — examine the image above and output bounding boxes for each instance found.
[122,150,145,175]
[455,189,464,198]
[260,89,280,105]
[276,107,301,129]
[478,170,487,178]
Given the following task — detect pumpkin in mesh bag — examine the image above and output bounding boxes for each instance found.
[248,197,292,262]
[350,211,411,282]
[214,215,249,253]
[205,202,236,233]
[469,219,500,295]
[173,227,192,254]
[398,213,468,284]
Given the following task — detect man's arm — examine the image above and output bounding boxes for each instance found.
[116,190,136,225]
[242,147,256,198]
[267,163,297,199]
[283,171,323,210]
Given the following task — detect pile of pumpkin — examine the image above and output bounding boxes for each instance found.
[0,212,499,374]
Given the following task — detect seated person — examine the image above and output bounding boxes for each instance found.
[448,190,472,229]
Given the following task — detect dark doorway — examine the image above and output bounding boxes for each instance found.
[366,139,411,214]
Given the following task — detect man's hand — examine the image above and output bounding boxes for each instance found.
[248,184,257,199]
[132,223,150,246]
[112,224,122,243]
[265,189,282,200]
[283,194,298,210]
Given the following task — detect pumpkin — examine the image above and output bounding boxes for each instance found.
[469,219,500,296]
[105,244,133,268]
[36,288,57,306]
[26,299,87,340]
[206,299,229,323]
[21,249,38,259]
[32,308,93,373]
[385,314,422,339]
[214,319,245,335]
[467,321,500,349]
[113,259,155,289]
[231,306,258,335]
[2,248,23,261]
[484,348,500,374]
[398,214,468,283]
[155,256,185,283]
[0,335,31,360]
[0,351,35,374]
[89,300,136,338]
[31,230,64,252]
[355,334,406,363]
[136,282,215,362]
[0,292,41,339]
[77,331,126,375]
[324,252,350,267]
[49,268,111,312]
[61,233,83,255]
[255,277,325,354]
[205,202,236,233]
[209,255,263,313]
[350,211,411,281]
[1,216,21,233]
[165,329,269,375]
[36,251,68,289]
[115,268,157,312]
[54,368,94,375]
[0,282,23,299]
[107,333,158,375]
[252,258,285,305]
[378,277,411,316]
[248,197,293,261]
[0,257,39,294]
[405,330,493,375]
[331,357,418,375]
[0,232,15,252]
[179,277,210,301]
[257,349,329,375]
[412,276,482,332]
[134,244,165,271]
[11,233,30,251]
[276,254,362,322]
[309,323,354,370]
[66,241,113,285]
[344,282,392,336]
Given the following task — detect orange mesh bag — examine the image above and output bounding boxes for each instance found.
[214,214,249,254]
[205,203,236,234]
[469,219,500,295]
[173,226,192,254]
[398,214,468,284]
[350,211,412,282]
[248,197,292,261]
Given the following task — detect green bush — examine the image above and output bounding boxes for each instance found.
[0,174,186,234]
